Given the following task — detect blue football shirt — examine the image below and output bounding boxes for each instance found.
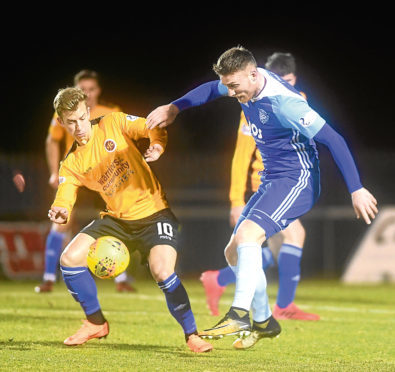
[221,68,326,177]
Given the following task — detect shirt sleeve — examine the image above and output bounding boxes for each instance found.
[275,96,326,139]
[120,113,168,152]
[229,112,257,207]
[171,80,228,111]
[51,163,82,219]
[314,123,363,193]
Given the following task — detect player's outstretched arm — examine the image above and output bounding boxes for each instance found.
[351,187,378,224]
[314,123,379,224]
[46,134,61,189]
[146,104,179,129]
[146,81,227,129]
[48,206,68,224]
[144,144,164,162]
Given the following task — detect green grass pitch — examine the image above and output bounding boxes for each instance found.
[0,278,394,371]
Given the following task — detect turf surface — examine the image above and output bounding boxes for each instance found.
[0,278,394,371]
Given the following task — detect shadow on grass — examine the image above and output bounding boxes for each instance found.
[0,313,83,323]
[0,340,221,357]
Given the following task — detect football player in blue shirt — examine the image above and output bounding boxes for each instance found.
[201,52,320,322]
[146,46,378,349]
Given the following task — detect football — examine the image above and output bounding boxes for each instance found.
[87,236,130,279]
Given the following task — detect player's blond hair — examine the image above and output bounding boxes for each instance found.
[53,87,87,118]
[213,46,257,76]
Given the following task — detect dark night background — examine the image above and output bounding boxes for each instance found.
[1,14,394,155]
[0,12,394,277]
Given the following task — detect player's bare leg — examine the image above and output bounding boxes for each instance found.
[200,221,271,340]
[60,233,109,345]
[149,244,212,353]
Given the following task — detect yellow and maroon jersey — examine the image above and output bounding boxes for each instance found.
[52,112,168,221]
[229,90,307,207]
[48,103,121,157]
[229,111,263,207]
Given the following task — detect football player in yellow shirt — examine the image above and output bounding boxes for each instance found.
[36,70,135,293]
[47,87,212,353]
[200,53,320,321]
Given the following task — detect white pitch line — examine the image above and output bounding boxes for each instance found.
[1,292,394,315]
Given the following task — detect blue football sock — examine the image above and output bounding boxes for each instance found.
[43,230,66,282]
[261,246,275,270]
[276,244,302,308]
[158,273,197,336]
[217,266,235,286]
[217,246,273,287]
[61,265,101,316]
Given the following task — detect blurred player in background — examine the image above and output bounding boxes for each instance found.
[35,70,136,293]
[48,87,212,352]
[200,52,320,321]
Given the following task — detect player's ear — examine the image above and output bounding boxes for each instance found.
[249,69,257,83]
[56,116,64,126]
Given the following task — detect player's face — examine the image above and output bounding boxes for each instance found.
[221,65,260,103]
[59,101,92,145]
[281,73,297,86]
[77,78,101,107]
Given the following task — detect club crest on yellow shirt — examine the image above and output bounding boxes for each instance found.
[104,139,117,152]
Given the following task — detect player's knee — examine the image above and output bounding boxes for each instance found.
[223,235,238,266]
[151,267,174,283]
[149,261,174,282]
[60,249,84,267]
[283,220,305,247]
[224,245,237,266]
[234,223,266,246]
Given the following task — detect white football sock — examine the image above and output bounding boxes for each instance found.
[232,242,262,311]
[114,271,128,283]
[251,268,272,322]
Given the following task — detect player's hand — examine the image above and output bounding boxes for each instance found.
[48,206,68,224]
[48,173,59,189]
[146,104,179,129]
[144,144,164,162]
[230,205,245,227]
[351,187,378,224]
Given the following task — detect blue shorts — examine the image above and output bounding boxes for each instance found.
[234,169,320,238]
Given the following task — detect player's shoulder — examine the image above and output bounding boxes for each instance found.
[61,143,78,171]
[95,111,122,124]
[96,112,144,129]
[260,68,304,101]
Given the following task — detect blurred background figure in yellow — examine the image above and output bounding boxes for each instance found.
[35,70,136,293]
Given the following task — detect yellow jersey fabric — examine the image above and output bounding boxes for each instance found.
[229,111,263,207]
[52,112,169,221]
[229,90,307,208]
[48,103,121,156]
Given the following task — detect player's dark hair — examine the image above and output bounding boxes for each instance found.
[265,52,296,76]
[213,46,257,76]
[73,69,100,86]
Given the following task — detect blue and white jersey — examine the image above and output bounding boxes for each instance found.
[172,67,362,194]
[229,68,325,177]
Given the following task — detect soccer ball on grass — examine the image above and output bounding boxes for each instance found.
[87,236,130,279]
